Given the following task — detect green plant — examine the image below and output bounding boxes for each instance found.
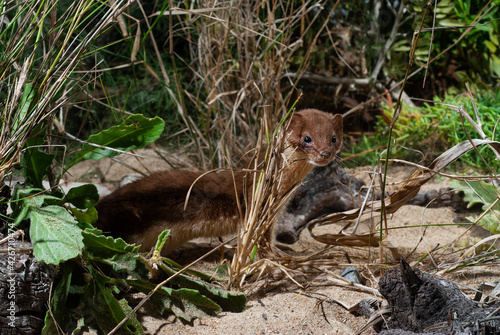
[10,114,247,333]
[449,179,500,235]
[349,88,500,171]
[1,0,247,333]
[387,0,499,89]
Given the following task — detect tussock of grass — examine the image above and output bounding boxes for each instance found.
[0,0,133,183]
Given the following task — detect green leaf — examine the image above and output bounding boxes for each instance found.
[13,83,35,135]
[21,135,55,189]
[153,229,170,257]
[30,205,83,264]
[439,19,465,27]
[82,227,141,257]
[450,180,500,211]
[125,279,223,322]
[70,206,98,225]
[42,263,74,335]
[450,179,500,235]
[485,40,497,53]
[82,228,148,279]
[91,252,149,280]
[62,184,100,209]
[66,114,165,169]
[158,261,246,313]
[489,30,499,47]
[474,212,500,234]
[11,187,84,265]
[86,265,144,334]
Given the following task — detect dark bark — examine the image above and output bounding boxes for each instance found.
[0,235,52,335]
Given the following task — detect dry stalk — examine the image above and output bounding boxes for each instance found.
[228,110,299,288]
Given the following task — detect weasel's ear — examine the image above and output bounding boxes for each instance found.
[285,112,303,146]
[332,114,343,136]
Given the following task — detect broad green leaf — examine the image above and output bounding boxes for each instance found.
[451,180,500,211]
[70,206,98,225]
[82,228,140,257]
[30,204,83,264]
[468,213,500,234]
[95,253,149,280]
[21,135,55,189]
[62,184,99,209]
[82,228,148,279]
[11,187,84,264]
[66,114,165,169]
[125,279,222,322]
[450,180,500,235]
[159,260,246,313]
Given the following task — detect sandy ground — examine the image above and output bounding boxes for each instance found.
[67,149,500,335]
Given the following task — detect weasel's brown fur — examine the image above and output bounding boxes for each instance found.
[94,109,343,252]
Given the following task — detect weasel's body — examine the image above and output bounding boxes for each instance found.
[95,109,343,252]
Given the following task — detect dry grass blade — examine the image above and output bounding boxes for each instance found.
[308,139,500,246]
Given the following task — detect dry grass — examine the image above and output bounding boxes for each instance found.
[167,0,336,169]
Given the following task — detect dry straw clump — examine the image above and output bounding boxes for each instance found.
[167,0,337,168]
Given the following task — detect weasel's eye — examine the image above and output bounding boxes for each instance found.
[303,136,312,143]
[332,136,337,143]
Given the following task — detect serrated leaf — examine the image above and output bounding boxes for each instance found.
[449,179,499,210]
[30,204,84,264]
[476,212,500,234]
[450,180,500,235]
[66,114,165,169]
[11,187,84,264]
[159,260,246,313]
[62,184,100,209]
[125,279,222,322]
[88,252,149,281]
[82,228,140,257]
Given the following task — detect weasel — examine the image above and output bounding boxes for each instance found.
[94,109,343,253]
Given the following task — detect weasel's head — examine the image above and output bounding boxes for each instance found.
[285,109,343,166]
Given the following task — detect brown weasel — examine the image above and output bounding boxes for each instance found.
[94,109,343,253]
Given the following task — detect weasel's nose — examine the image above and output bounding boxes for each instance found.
[320,151,332,159]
